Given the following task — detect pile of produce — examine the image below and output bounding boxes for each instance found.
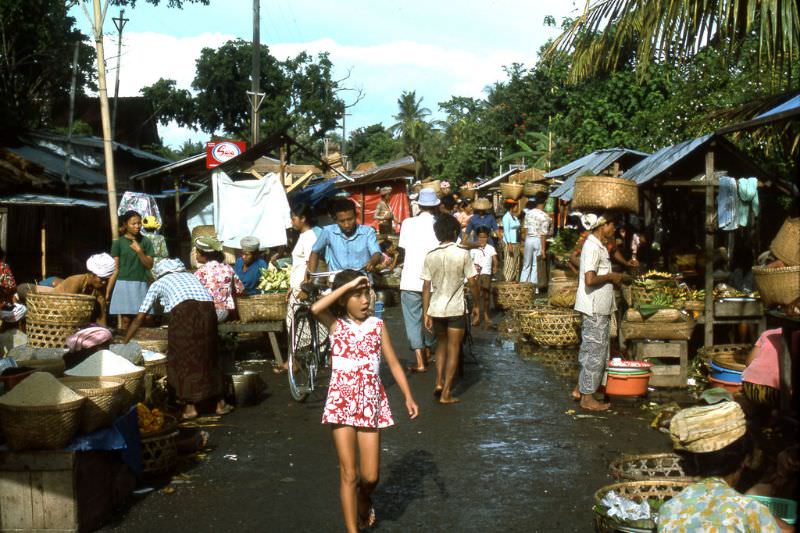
[713,283,758,299]
[548,228,580,263]
[136,402,165,433]
[0,372,82,406]
[65,350,144,377]
[257,264,291,293]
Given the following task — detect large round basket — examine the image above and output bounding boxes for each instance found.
[237,293,287,323]
[459,185,476,201]
[549,285,577,308]
[572,175,639,213]
[59,377,125,433]
[23,357,67,377]
[696,343,751,370]
[0,398,84,451]
[529,309,582,347]
[25,292,96,326]
[144,357,168,380]
[140,415,179,476]
[770,217,800,266]
[593,480,691,533]
[110,368,146,408]
[499,182,523,200]
[753,266,800,306]
[523,182,547,196]
[609,453,697,482]
[131,326,169,353]
[493,282,535,310]
[421,180,441,196]
[517,306,555,337]
[191,224,217,240]
[25,321,80,348]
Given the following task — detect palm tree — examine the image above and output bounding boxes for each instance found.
[391,91,432,179]
[546,0,799,82]
[501,131,552,170]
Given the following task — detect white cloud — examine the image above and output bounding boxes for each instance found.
[101,33,531,147]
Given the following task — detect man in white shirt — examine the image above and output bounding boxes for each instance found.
[573,212,622,411]
[399,188,441,373]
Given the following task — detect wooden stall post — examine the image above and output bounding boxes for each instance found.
[703,149,715,347]
[40,222,46,279]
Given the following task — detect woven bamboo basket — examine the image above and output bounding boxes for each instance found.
[23,358,66,377]
[593,480,692,533]
[131,326,169,354]
[493,282,536,310]
[60,377,125,433]
[112,368,146,408]
[459,185,476,200]
[770,217,800,266]
[25,321,80,348]
[523,182,547,196]
[609,453,696,482]
[535,349,578,365]
[421,180,441,196]
[140,415,179,476]
[753,266,800,306]
[624,308,683,323]
[499,182,523,200]
[630,285,672,306]
[25,293,96,325]
[621,317,695,341]
[549,359,581,379]
[549,287,577,308]
[144,357,168,380]
[237,293,288,322]
[191,224,217,240]
[697,343,751,363]
[529,310,582,347]
[572,175,639,213]
[0,398,84,451]
[548,277,578,298]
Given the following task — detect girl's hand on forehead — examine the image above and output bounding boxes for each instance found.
[348,276,370,289]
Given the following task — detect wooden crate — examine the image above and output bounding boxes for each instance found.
[714,299,763,318]
[632,340,688,388]
[0,451,135,532]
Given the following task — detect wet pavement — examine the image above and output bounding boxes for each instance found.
[102,306,671,532]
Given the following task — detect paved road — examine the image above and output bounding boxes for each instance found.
[103,306,669,532]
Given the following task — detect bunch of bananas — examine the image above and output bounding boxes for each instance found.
[137,402,165,433]
[641,270,673,279]
[256,265,290,293]
[666,287,705,302]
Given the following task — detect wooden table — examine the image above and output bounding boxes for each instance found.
[217,320,284,365]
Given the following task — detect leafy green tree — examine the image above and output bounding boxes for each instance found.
[347,124,399,167]
[390,91,433,179]
[0,0,96,131]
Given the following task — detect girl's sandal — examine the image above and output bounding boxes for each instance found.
[358,507,376,530]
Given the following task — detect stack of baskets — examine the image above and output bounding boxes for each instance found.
[770,217,800,266]
[548,271,578,308]
[493,282,536,310]
[572,175,639,213]
[237,293,288,322]
[140,414,179,476]
[25,292,95,348]
[516,305,554,338]
[528,309,582,347]
[499,182,523,200]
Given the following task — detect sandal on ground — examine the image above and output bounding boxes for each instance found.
[406,365,428,373]
[358,507,376,530]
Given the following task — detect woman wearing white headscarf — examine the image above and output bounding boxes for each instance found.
[123,258,232,420]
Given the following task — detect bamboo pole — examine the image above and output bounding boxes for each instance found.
[91,0,119,239]
[703,149,715,347]
[40,222,46,279]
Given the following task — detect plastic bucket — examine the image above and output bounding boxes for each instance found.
[709,377,742,394]
[605,373,651,397]
[709,361,743,383]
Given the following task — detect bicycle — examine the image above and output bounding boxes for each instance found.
[287,280,331,402]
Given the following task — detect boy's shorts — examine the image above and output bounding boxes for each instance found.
[478,274,492,290]
[432,315,466,334]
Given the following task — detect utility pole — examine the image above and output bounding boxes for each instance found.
[82,0,119,238]
[341,102,351,168]
[111,9,129,139]
[62,40,81,193]
[247,0,265,145]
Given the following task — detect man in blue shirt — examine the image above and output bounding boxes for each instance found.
[234,236,269,295]
[465,197,498,244]
[307,197,382,276]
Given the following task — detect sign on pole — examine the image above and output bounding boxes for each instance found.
[206,141,247,169]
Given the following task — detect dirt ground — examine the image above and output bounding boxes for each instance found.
[101,306,671,532]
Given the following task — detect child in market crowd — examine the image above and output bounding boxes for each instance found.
[108,210,154,330]
[422,214,480,404]
[311,270,418,533]
[469,227,498,327]
[379,240,399,272]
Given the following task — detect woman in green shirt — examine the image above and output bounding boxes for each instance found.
[108,211,154,329]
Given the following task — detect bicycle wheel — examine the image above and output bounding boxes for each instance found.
[288,310,314,401]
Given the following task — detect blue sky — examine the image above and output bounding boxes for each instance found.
[70,0,579,147]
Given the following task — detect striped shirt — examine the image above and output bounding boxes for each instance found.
[139,272,212,314]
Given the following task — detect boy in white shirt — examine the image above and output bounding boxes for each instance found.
[469,227,498,327]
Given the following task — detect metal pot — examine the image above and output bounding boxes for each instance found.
[226,371,266,406]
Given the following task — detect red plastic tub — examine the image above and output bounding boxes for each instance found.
[0,367,35,392]
[709,376,742,394]
[605,372,652,397]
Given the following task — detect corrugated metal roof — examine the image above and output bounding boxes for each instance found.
[622,134,713,185]
[29,131,170,164]
[549,148,650,199]
[130,153,206,181]
[756,93,800,119]
[338,156,414,187]
[0,193,106,208]
[6,145,107,186]
[474,168,521,190]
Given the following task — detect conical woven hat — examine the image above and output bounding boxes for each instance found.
[669,401,746,453]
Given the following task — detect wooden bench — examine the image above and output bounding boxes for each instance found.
[217,320,284,365]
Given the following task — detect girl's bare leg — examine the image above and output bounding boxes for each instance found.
[481,288,491,324]
[433,330,448,393]
[441,327,465,403]
[356,429,380,527]
[332,425,359,533]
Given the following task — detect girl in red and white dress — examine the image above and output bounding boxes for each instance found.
[312,270,418,533]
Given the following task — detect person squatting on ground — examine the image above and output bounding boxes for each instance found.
[469,226,498,327]
[398,188,440,374]
[311,270,418,533]
[573,212,622,411]
[422,214,480,404]
[108,210,154,330]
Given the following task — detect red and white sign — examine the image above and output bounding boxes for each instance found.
[206,141,247,169]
